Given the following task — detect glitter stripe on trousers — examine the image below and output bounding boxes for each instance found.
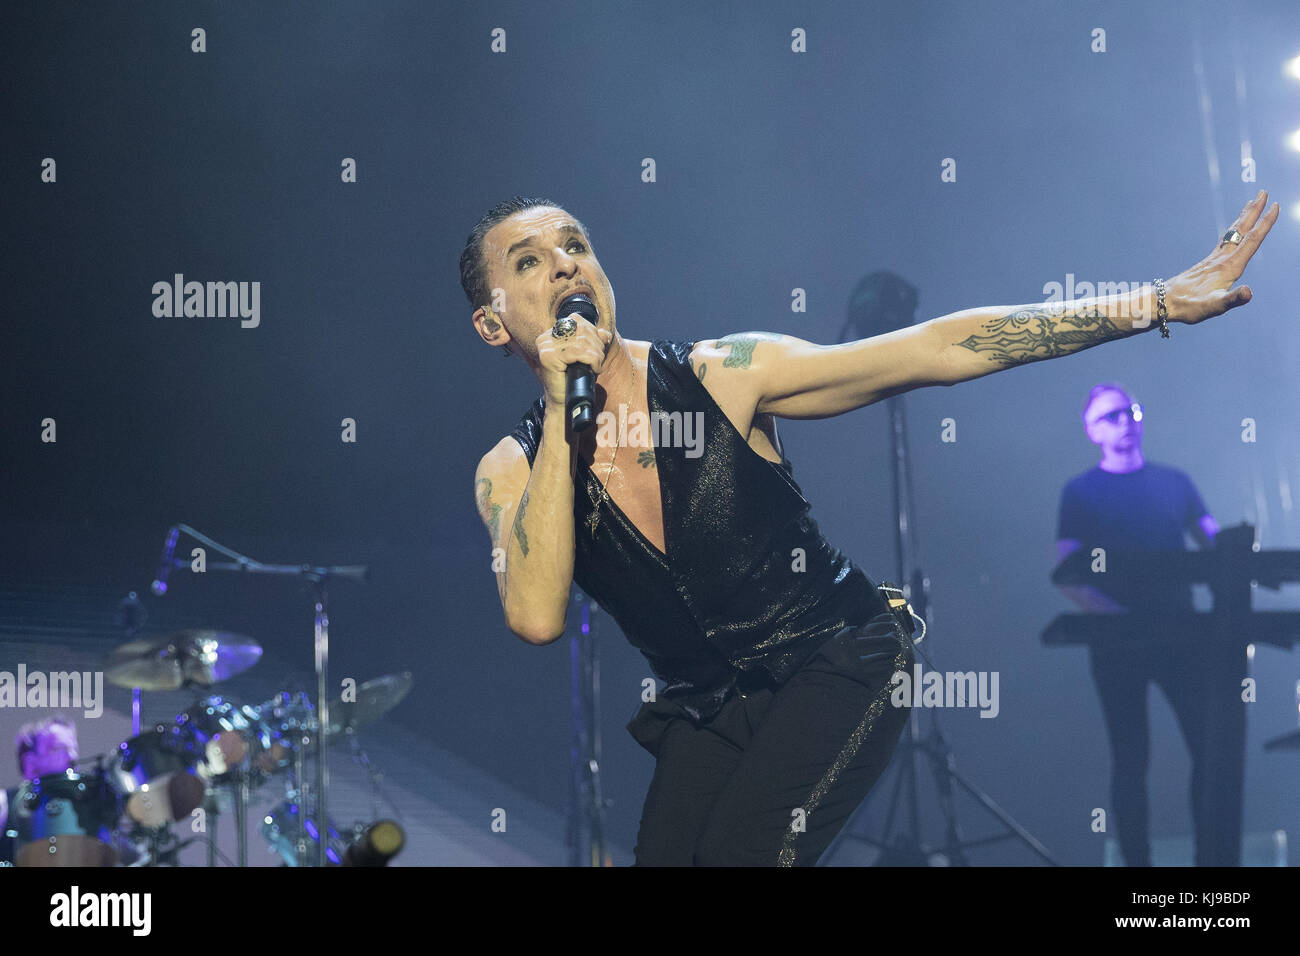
[776,629,913,867]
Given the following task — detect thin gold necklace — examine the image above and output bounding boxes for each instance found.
[585,359,635,538]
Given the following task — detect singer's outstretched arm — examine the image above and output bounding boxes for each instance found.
[705,192,1278,420]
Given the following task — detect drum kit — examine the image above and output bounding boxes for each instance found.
[10,629,411,867]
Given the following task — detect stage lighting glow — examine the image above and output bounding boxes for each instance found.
[1287,129,1300,152]
[1290,201,1300,222]
[1287,54,1300,80]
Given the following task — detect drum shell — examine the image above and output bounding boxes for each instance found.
[108,724,203,793]
[183,696,272,777]
[107,724,205,826]
[257,692,319,775]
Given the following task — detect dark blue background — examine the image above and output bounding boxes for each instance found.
[4,0,1298,864]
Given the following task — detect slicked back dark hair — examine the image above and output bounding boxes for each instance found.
[459,196,588,309]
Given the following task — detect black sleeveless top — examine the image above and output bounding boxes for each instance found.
[509,339,888,724]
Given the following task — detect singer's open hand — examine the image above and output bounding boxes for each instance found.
[1167,190,1279,327]
[536,322,612,409]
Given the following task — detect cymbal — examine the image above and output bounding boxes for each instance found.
[326,672,413,737]
[257,673,414,752]
[104,630,262,691]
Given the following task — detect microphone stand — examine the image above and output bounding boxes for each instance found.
[151,523,367,867]
[566,586,609,866]
[822,277,1055,865]
[115,593,147,738]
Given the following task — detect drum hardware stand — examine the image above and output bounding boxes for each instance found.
[148,523,368,866]
[220,768,252,867]
[567,587,610,866]
[823,275,1056,866]
[194,776,247,867]
[347,736,401,823]
[204,786,220,867]
[272,719,313,865]
[118,815,185,867]
[115,591,148,737]
[144,825,186,866]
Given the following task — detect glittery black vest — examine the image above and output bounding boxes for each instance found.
[509,339,887,723]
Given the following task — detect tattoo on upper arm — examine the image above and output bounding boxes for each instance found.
[475,477,502,543]
[954,305,1123,366]
[636,450,656,469]
[511,488,531,557]
[718,332,782,369]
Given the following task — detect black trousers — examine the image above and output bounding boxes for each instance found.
[1090,642,1243,866]
[627,609,915,866]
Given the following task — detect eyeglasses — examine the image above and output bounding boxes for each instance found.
[1089,403,1143,426]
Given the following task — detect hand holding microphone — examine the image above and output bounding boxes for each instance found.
[536,293,610,432]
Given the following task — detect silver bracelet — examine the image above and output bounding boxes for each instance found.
[1153,278,1170,338]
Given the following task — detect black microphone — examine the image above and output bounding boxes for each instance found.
[150,526,180,597]
[557,293,599,432]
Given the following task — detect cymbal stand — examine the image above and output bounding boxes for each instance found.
[567,587,609,866]
[822,304,1054,865]
[149,523,367,866]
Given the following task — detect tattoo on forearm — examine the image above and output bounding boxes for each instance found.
[953,305,1127,367]
[692,360,707,382]
[476,477,502,543]
[719,332,782,369]
[512,488,531,557]
[637,450,657,469]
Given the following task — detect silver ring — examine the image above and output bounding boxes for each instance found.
[553,316,578,338]
[1221,228,1244,246]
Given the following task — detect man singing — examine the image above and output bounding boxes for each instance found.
[464,191,1276,865]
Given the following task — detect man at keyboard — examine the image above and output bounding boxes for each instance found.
[1055,382,1224,866]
